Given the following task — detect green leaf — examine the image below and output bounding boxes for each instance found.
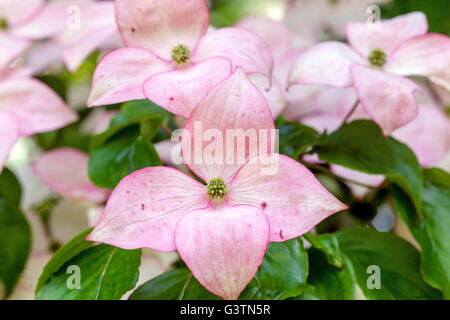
[239,238,308,300]
[315,120,422,210]
[0,168,22,205]
[36,228,93,293]
[390,168,450,298]
[276,118,319,159]
[36,245,141,300]
[129,268,220,300]
[0,199,31,298]
[304,233,344,268]
[336,227,442,299]
[92,100,169,148]
[131,238,308,300]
[305,248,356,300]
[88,126,162,189]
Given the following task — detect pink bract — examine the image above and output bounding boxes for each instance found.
[32,148,110,204]
[87,68,347,300]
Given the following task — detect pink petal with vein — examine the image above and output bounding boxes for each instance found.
[32,148,109,203]
[288,42,365,88]
[175,204,269,300]
[87,166,209,251]
[87,47,171,107]
[346,11,428,57]
[193,27,273,79]
[350,64,422,136]
[228,154,348,242]
[182,67,275,183]
[143,58,232,118]
[0,77,78,136]
[115,0,209,59]
[385,33,450,90]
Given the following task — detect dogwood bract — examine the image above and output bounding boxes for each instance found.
[0,66,77,172]
[87,68,347,300]
[87,0,273,119]
[288,12,450,136]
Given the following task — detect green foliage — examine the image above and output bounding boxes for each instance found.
[0,168,22,205]
[304,248,356,300]
[36,228,141,300]
[130,237,308,300]
[0,169,30,298]
[315,120,423,211]
[336,227,442,300]
[88,100,168,189]
[391,168,450,298]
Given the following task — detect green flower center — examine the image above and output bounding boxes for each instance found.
[0,17,9,30]
[171,44,190,65]
[368,48,386,67]
[207,178,228,200]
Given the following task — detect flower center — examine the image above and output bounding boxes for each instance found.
[0,17,9,30]
[171,44,190,65]
[368,48,386,67]
[206,178,228,200]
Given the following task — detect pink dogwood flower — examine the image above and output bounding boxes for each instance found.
[32,147,110,204]
[288,12,450,136]
[87,0,273,119]
[87,68,347,299]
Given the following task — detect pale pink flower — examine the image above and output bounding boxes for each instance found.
[87,68,347,299]
[87,0,273,119]
[288,12,450,136]
[18,0,120,73]
[31,147,109,204]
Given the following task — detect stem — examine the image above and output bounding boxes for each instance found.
[340,99,360,127]
[161,124,173,136]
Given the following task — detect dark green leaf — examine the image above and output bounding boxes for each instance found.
[304,233,344,268]
[129,268,220,300]
[88,126,162,189]
[390,168,450,298]
[306,248,356,300]
[239,238,308,300]
[0,199,31,298]
[380,0,450,35]
[36,228,93,293]
[315,120,422,210]
[336,227,442,299]
[276,118,319,159]
[0,168,21,205]
[36,245,141,300]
